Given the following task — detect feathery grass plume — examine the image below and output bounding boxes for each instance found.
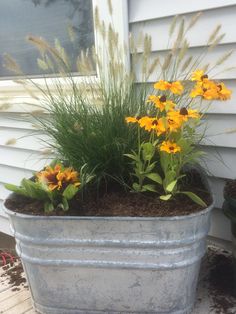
[187,12,202,30]
[181,56,193,72]
[147,56,160,78]
[31,109,46,116]
[76,50,94,75]
[94,5,101,30]
[3,54,22,74]
[27,35,69,73]
[172,18,185,53]
[177,39,189,64]
[169,15,179,37]
[37,58,48,71]
[27,35,50,54]
[5,138,16,146]
[208,33,225,51]
[202,63,210,72]
[100,21,106,40]
[129,33,136,53]
[107,0,113,16]
[137,32,144,49]
[142,34,152,78]
[108,23,115,61]
[67,24,76,43]
[215,50,234,66]
[41,148,53,155]
[0,104,11,111]
[207,24,221,45]
[162,52,173,71]
[54,39,70,69]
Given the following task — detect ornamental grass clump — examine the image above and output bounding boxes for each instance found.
[3,4,234,213]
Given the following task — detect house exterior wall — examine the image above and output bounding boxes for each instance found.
[129,0,236,241]
[0,0,235,240]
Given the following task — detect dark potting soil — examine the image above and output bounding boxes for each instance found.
[5,170,212,217]
[204,247,236,314]
[224,179,236,199]
[0,259,27,291]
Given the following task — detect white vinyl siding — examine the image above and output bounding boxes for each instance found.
[129,0,236,241]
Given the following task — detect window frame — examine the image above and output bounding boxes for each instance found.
[0,0,130,102]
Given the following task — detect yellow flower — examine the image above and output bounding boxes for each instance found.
[166,108,199,127]
[189,84,203,98]
[179,108,200,121]
[154,80,184,95]
[125,117,138,123]
[160,141,181,154]
[191,70,205,82]
[190,75,232,101]
[217,83,232,100]
[147,95,175,112]
[154,80,171,91]
[154,118,168,135]
[138,116,154,132]
[190,79,219,100]
[137,116,168,134]
[166,111,183,131]
[169,81,184,95]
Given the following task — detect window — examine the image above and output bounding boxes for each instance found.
[0,0,95,78]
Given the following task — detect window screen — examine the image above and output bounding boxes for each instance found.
[0,0,95,78]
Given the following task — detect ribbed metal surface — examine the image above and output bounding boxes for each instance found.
[4,201,213,314]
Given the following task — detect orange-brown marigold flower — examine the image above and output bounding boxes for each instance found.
[160,141,181,154]
[37,164,80,191]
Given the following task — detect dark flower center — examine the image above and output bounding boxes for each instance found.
[159,95,167,102]
[203,88,207,92]
[152,119,158,125]
[169,146,174,151]
[179,107,188,116]
[217,84,222,91]
[201,74,208,80]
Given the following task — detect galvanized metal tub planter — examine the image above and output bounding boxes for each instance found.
[4,198,213,314]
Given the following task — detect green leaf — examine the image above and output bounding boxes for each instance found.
[62,197,69,211]
[4,183,28,197]
[44,202,54,213]
[160,194,172,201]
[179,191,207,207]
[142,184,157,192]
[166,180,177,192]
[141,142,155,161]
[21,179,49,200]
[124,153,139,162]
[62,184,79,200]
[146,162,157,173]
[132,182,141,192]
[146,173,162,185]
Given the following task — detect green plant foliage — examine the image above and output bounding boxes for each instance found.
[4,161,87,212]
